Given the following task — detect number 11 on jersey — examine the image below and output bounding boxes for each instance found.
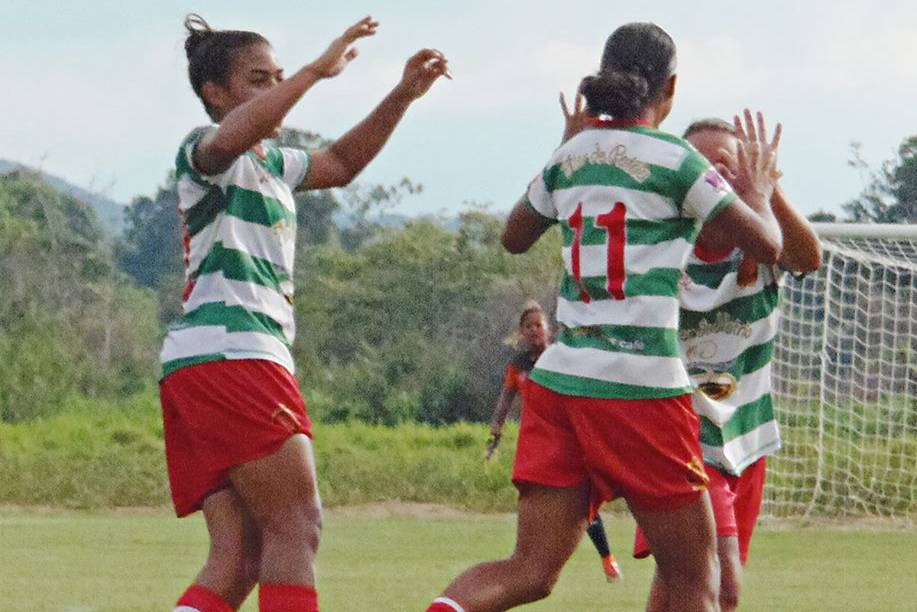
[569,201,627,303]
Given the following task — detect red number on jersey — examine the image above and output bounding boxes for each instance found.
[569,202,627,302]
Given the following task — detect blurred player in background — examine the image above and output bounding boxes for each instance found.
[487,301,621,583]
[426,22,784,612]
[632,115,821,611]
[159,14,449,612]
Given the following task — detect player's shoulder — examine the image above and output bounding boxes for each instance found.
[175,126,217,177]
[508,348,536,372]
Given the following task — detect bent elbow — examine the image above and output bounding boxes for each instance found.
[757,237,782,265]
[501,233,528,254]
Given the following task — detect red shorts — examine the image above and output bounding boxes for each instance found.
[633,457,767,564]
[512,381,708,512]
[159,359,312,517]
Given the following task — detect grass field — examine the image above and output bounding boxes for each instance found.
[2,505,915,611]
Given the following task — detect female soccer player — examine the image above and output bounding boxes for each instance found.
[632,116,821,611]
[426,22,782,612]
[159,14,449,612]
[486,302,621,583]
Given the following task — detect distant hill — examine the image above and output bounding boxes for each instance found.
[0,159,126,236]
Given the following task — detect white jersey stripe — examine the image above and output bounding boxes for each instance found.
[161,326,294,371]
[553,185,677,221]
[216,215,295,271]
[536,343,690,389]
[184,272,295,339]
[563,239,693,277]
[701,420,781,474]
[556,294,679,328]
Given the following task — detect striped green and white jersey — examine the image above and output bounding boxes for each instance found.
[526,121,737,399]
[680,249,783,475]
[159,127,310,379]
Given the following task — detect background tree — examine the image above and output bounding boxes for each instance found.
[843,137,917,224]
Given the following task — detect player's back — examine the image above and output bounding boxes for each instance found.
[525,120,737,400]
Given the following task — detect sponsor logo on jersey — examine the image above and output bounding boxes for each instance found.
[703,168,729,193]
[560,144,651,182]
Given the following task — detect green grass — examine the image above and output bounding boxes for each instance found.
[1,508,915,611]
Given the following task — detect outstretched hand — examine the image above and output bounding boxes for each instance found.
[311,16,379,79]
[560,91,590,144]
[730,109,781,206]
[396,48,451,100]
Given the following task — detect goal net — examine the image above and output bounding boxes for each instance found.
[766,223,917,524]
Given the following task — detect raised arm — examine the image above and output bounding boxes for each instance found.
[771,184,821,273]
[194,17,379,176]
[501,198,555,254]
[304,49,451,189]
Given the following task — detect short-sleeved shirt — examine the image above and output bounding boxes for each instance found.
[159,127,311,379]
[526,119,737,400]
[680,246,783,475]
[503,349,538,399]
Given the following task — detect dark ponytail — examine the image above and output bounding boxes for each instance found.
[580,23,676,119]
[183,14,269,120]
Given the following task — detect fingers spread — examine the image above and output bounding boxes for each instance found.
[770,122,783,151]
[743,108,757,143]
[560,91,571,117]
[733,115,748,143]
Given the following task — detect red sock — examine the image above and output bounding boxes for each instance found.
[259,583,318,612]
[426,597,465,612]
[175,584,233,612]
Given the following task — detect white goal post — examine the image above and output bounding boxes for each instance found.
[766,223,916,523]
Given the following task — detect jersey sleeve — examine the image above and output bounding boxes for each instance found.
[524,167,558,220]
[279,147,311,191]
[177,126,226,185]
[503,364,521,391]
[680,149,737,223]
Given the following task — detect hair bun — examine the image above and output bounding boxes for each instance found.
[184,13,214,57]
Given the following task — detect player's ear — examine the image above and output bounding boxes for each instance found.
[201,81,229,117]
[664,74,677,99]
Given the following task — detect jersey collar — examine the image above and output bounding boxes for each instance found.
[590,117,653,129]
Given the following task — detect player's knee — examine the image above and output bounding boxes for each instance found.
[518,557,562,601]
[258,499,322,553]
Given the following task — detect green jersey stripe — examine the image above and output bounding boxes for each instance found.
[530,368,690,400]
[699,394,775,445]
[680,284,779,329]
[161,353,228,379]
[687,341,773,379]
[194,243,290,294]
[180,301,289,345]
[545,161,686,204]
[686,259,739,289]
[701,421,781,475]
[224,185,297,229]
[561,217,699,247]
[184,187,225,237]
[559,268,681,301]
[557,324,679,357]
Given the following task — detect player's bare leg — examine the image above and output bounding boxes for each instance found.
[645,533,739,612]
[229,433,322,586]
[716,536,742,611]
[629,493,720,612]
[193,488,261,608]
[437,481,589,611]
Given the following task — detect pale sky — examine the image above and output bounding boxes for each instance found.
[2,0,916,218]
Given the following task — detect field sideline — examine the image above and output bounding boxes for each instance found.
[2,505,915,611]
